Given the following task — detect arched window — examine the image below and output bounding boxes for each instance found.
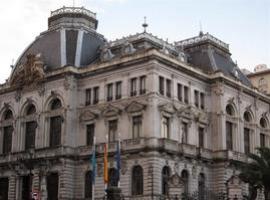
[260,117,267,128]
[226,104,235,116]
[108,168,118,187]
[85,171,92,198]
[49,98,62,147]
[25,104,37,150]
[2,109,13,154]
[181,170,189,195]
[162,166,171,196]
[198,173,205,200]
[243,111,252,123]
[132,165,143,195]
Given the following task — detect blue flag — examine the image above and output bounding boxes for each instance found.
[91,139,96,184]
[115,140,121,184]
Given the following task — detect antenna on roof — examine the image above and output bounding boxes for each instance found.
[142,16,148,33]
[199,21,203,36]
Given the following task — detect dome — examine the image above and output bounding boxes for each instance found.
[14,7,106,69]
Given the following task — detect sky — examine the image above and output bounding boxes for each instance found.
[0,0,269,83]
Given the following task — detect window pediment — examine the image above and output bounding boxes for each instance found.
[102,105,121,118]
[80,110,99,122]
[159,103,177,114]
[125,101,146,114]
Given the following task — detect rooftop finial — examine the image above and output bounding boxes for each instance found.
[199,21,203,36]
[142,16,148,33]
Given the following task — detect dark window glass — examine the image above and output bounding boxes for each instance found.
[85,171,92,198]
[21,175,31,200]
[161,117,170,138]
[260,118,267,128]
[3,126,13,154]
[166,79,171,98]
[198,173,205,200]
[86,124,95,146]
[50,116,62,147]
[181,170,189,195]
[132,166,143,195]
[107,83,113,101]
[116,81,122,100]
[200,93,205,110]
[51,99,62,110]
[159,77,164,95]
[162,166,170,196]
[198,127,204,148]
[25,121,36,150]
[108,120,117,142]
[3,109,13,120]
[194,90,199,107]
[182,122,188,144]
[244,112,252,122]
[108,168,118,187]
[0,178,9,200]
[177,83,182,101]
[132,116,142,139]
[260,133,266,147]
[226,121,233,150]
[226,105,234,116]
[85,88,91,106]
[93,87,99,104]
[47,173,59,200]
[131,78,137,96]
[26,104,36,115]
[184,86,189,104]
[139,76,146,95]
[244,128,250,154]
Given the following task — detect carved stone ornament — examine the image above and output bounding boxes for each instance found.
[159,103,177,114]
[102,105,121,118]
[125,101,146,114]
[121,160,128,175]
[122,41,136,55]
[227,175,242,186]
[169,173,183,187]
[10,53,45,87]
[80,110,99,122]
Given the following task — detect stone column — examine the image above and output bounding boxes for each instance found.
[40,175,47,200]
[8,175,17,200]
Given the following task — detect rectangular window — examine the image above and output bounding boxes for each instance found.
[3,126,12,154]
[50,116,62,147]
[182,122,188,144]
[132,116,142,139]
[226,121,233,150]
[177,83,182,101]
[200,93,205,110]
[86,124,95,146]
[85,88,91,106]
[25,121,36,150]
[198,127,204,148]
[130,78,137,96]
[161,116,170,138]
[115,81,122,100]
[107,83,113,101]
[159,76,164,95]
[93,87,99,104]
[139,76,146,95]
[244,128,250,154]
[260,133,265,147]
[194,90,199,108]
[166,79,171,98]
[184,86,189,104]
[108,120,117,142]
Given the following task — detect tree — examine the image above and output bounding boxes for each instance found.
[235,147,270,200]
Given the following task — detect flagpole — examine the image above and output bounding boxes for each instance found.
[92,136,96,200]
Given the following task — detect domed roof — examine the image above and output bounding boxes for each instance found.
[15,7,106,70]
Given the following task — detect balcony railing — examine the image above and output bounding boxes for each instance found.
[51,7,96,19]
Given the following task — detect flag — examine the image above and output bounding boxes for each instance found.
[104,142,108,184]
[115,138,121,185]
[91,137,96,184]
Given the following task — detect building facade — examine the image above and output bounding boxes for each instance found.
[0,6,269,200]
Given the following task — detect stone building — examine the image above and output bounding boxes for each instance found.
[246,65,270,95]
[0,6,269,200]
